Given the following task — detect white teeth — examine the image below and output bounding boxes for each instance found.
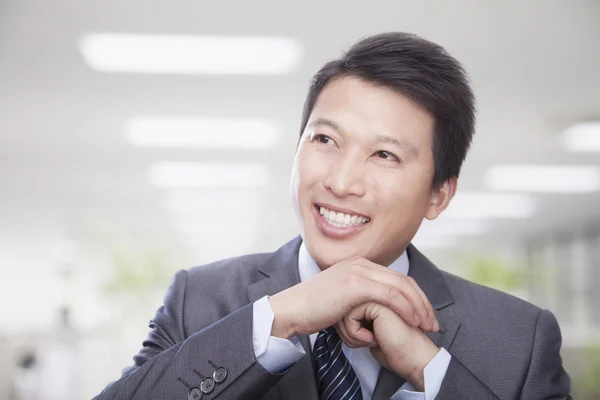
[318,205,370,228]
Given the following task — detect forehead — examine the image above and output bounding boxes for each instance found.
[308,76,434,145]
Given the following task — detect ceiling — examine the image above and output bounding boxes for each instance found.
[1,0,600,278]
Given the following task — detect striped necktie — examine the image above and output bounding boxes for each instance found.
[313,327,363,400]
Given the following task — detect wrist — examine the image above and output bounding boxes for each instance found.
[268,293,297,339]
[406,338,439,391]
[407,365,426,392]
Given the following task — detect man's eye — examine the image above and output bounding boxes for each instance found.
[312,134,334,145]
[374,150,400,162]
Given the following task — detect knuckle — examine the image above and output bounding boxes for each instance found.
[394,276,408,292]
[344,272,362,288]
[342,255,361,266]
[394,274,407,286]
[349,262,363,273]
[350,256,368,267]
[387,286,401,302]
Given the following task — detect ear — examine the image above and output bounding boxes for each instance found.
[425,177,457,220]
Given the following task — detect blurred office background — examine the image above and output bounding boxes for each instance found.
[1,0,599,398]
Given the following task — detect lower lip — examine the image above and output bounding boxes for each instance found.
[313,205,369,239]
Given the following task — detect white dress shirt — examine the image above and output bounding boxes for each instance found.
[252,243,451,400]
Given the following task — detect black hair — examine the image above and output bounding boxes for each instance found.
[300,32,476,189]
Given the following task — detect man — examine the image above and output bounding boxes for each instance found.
[95,32,571,400]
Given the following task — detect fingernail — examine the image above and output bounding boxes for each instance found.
[434,319,440,331]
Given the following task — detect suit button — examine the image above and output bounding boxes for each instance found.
[188,387,202,400]
[201,377,215,394]
[213,367,227,383]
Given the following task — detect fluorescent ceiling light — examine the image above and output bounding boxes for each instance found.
[79,33,302,75]
[485,165,600,193]
[124,117,279,149]
[148,162,270,188]
[164,190,262,216]
[560,122,600,152]
[444,192,537,219]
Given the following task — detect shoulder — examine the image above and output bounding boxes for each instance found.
[178,252,275,308]
[440,270,543,327]
[166,252,278,335]
[436,271,569,396]
[165,251,272,293]
[186,251,273,285]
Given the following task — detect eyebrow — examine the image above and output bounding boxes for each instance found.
[307,118,345,133]
[375,135,418,158]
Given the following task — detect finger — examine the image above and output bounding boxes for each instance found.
[336,320,369,348]
[350,278,418,326]
[407,276,438,332]
[344,307,376,345]
[336,307,374,348]
[335,320,359,348]
[368,271,429,329]
[334,322,356,348]
[348,259,431,329]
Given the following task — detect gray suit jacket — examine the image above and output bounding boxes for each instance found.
[94,237,571,400]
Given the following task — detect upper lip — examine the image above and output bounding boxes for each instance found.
[315,203,370,218]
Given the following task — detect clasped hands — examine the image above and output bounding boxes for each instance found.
[269,257,440,390]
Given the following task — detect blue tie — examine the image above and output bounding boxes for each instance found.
[313,327,363,400]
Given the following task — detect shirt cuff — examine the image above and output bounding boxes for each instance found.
[252,296,306,373]
[391,348,452,400]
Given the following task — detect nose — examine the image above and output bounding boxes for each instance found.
[323,151,366,198]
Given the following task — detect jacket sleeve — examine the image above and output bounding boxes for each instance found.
[93,269,286,400]
[519,309,572,400]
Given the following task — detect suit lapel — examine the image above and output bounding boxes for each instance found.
[246,237,302,303]
[246,237,319,400]
[372,244,461,400]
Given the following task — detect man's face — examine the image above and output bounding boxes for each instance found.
[291,76,451,269]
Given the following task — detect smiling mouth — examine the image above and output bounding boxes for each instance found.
[314,204,371,228]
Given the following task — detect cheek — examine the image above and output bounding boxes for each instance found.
[295,147,328,196]
[371,169,430,216]
[291,151,314,219]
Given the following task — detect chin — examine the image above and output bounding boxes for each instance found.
[313,254,345,270]
[308,241,360,269]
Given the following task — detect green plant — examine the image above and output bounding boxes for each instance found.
[101,246,174,296]
[575,344,600,399]
[459,253,531,292]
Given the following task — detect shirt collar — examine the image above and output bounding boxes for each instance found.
[298,241,410,283]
